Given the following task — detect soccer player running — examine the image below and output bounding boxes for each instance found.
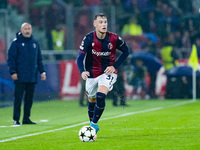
[77,13,130,133]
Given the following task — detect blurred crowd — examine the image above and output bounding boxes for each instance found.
[2,0,199,56]
[1,0,200,100]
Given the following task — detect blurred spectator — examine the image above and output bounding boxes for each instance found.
[161,34,180,99]
[121,16,143,36]
[74,12,92,49]
[188,19,195,33]
[154,0,164,18]
[144,39,157,56]
[148,71,157,99]
[51,25,65,50]
[152,1,170,39]
[143,38,157,98]
[161,2,173,18]
[130,59,149,100]
[182,30,191,58]
[110,64,127,106]
[195,38,200,58]
[144,11,158,33]
[174,30,182,48]
[161,33,179,71]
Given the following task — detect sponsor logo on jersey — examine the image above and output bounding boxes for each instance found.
[92,49,111,56]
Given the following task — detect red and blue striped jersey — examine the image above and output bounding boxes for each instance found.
[77,31,129,78]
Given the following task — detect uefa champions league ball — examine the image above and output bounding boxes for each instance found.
[79,126,97,142]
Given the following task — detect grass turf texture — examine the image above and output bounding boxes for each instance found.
[0,99,200,150]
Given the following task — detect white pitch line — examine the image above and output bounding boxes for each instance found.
[0,100,196,143]
[0,121,90,143]
[0,120,49,128]
[101,107,163,121]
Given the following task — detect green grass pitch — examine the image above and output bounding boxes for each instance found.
[0,99,200,150]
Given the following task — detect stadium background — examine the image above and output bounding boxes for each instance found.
[0,0,200,104]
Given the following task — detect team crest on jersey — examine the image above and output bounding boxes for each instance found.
[108,43,113,50]
[33,43,36,48]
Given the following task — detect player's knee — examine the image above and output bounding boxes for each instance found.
[88,97,96,103]
[96,92,106,108]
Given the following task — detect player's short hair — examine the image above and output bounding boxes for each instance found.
[94,13,107,20]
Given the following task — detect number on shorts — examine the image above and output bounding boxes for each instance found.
[106,75,114,85]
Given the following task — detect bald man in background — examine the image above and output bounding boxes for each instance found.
[7,23,46,125]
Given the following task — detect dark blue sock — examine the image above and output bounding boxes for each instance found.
[88,101,95,122]
[92,92,106,123]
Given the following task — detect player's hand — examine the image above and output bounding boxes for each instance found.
[41,73,46,81]
[81,71,90,80]
[11,73,18,80]
[104,66,115,75]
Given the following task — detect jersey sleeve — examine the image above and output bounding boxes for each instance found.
[77,34,91,74]
[79,35,90,53]
[116,36,126,51]
[113,36,130,69]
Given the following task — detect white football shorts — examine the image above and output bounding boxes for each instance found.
[86,73,117,98]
